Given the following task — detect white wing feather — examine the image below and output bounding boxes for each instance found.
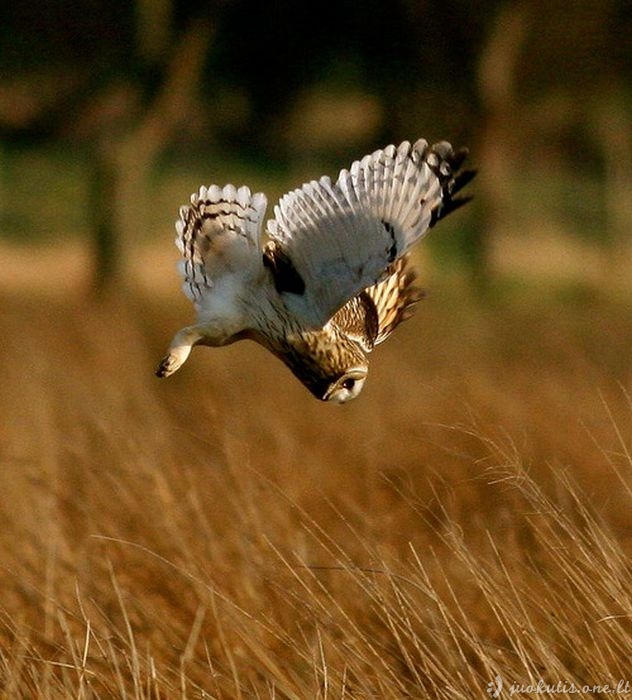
[176,184,267,309]
[266,139,453,328]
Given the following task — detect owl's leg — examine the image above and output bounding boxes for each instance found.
[155,325,205,378]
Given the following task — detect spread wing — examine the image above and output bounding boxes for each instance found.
[176,184,267,309]
[264,139,474,329]
[330,255,423,352]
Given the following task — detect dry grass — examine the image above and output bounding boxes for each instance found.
[0,275,631,698]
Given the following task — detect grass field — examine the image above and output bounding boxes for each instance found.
[0,252,631,697]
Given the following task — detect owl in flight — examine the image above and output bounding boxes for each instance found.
[156,139,475,403]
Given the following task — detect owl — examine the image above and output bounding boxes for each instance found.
[156,139,475,403]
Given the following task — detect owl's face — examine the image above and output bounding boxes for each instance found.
[280,332,369,403]
[291,364,368,403]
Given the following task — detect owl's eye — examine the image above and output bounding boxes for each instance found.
[323,369,367,403]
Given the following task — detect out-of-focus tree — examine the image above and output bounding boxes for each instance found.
[0,0,630,291]
[0,0,212,293]
[476,1,531,287]
[210,0,491,156]
[87,3,212,294]
[89,18,211,293]
[473,0,631,286]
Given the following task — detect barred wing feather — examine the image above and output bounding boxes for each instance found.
[176,184,267,308]
[265,139,472,328]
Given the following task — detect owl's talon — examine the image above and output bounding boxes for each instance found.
[155,326,203,378]
[156,354,177,378]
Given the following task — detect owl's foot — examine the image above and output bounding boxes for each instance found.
[155,353,180,378]
[155,325,204,378]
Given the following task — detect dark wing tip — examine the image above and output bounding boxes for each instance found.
[440,194,474,219]
[426,144,476,227]
[452,169,478,195]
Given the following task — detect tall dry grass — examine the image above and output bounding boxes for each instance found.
[0,280,630,698]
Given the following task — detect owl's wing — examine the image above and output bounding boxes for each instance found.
[362,254,424,347]
[330,255,423,352]
[264,139,474,329]
[176,184,267,309]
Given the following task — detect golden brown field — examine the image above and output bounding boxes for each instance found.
[0,259,631,698]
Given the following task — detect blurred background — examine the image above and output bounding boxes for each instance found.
[0,0,630,296]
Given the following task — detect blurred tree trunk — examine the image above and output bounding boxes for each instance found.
[593,86,632,289]
[595,88,632,246]
[90,136,121,292]
[476,1,531,289]
[136,0,172,65]
[91,14,211,296]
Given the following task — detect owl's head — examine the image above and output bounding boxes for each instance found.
[280,332,369,403]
